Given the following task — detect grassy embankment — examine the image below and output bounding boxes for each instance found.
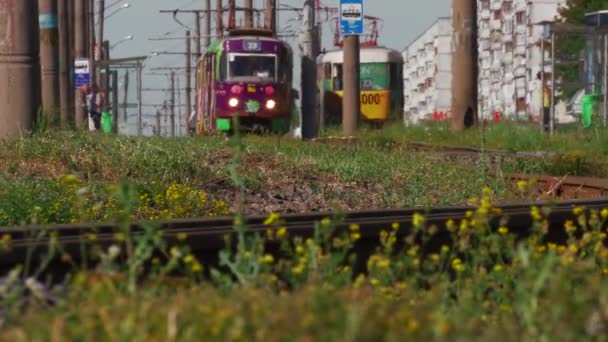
[1,125,607,339]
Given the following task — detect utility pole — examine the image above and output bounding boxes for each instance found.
[228,0,236,30]
[74,0,87,129]
[195,11,202,58]
[342,35,360,136]
[206,0,212,46]
[171,71,176,137]
[300,0,319,139]
[216,0,224,38]
[177,74,182,136]
[265,0,276,34]
[137,60,143,135]
[123,69,129,126]
[185,31,192,123]
[39,0,60,125]
[0,0,40,140]
[58,0,73,127]
[244,0,253,28]
[88,0,97,130]
[111,70,118,133]
[156,105,162,136]
[451,0,477,131]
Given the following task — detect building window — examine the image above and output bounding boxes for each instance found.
[481,0,489,10]
[494,10,501,20]
[503,1,512,12]
[516,11,525,25]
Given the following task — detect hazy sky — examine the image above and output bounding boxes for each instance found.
[104,0,451,134]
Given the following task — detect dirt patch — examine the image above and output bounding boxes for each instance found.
[204,151,380,215]
[2,158,69,178]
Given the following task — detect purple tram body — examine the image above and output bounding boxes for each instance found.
[193,29,294,134]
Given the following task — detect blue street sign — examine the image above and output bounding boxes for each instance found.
[74,58,90,88]
[340,0,363,35]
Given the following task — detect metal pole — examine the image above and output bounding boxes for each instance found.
[195,11,202,58]
[228,0,235,30]
[300,0,319,139]
[540,34,545,132]
[265,0,276,34]
[451,0,477,131]
[58,0,73,127]
[111,69,118,133]
[244,0,253,28]
[185,31,192,123]
[342,35,360,136]
[88,0,97,130]
[603,33,608,127]
[137,61,142,135]
[39,0,60,125]
[171,71,176,137]
[205,0,212,46]
[216,0,223,39]
[74,0,87,129]
[177,74,182,136]
[550,31,556,135]
[0,0,40,140]
[122,69,129,126]
[156,106,161,136]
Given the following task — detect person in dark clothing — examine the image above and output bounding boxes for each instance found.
[84,84,104,130]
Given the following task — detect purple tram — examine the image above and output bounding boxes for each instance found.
[193,29,294,134]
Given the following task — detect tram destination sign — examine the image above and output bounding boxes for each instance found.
[340,0,363,35]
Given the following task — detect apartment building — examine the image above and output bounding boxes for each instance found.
[477,0,566,121]
[402,17,452,123]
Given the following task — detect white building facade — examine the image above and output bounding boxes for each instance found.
[402,17,452,123]
[477,0,565,121]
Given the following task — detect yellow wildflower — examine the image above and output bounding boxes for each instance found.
[261,254,274,264]
[391,223,400,231]
[276,227,287,239]
[263,213,280,226]
[568,244,578,253]
[349,224,360,232]
[493,264,503,272]
[530,206,542,221]
[498,226,509,235]
[572,207,585,216]
[321,218,331,226]
[177,233,188,241]
[430,254,440,262]
[516,180,528,192]
[295,245,305,255]
[291,264,305,275]
[601,208,608,219]
[370,277,380,286]
[183,254,195,264]
[413,213,425,227]
[441,245,450,254]
[564,220,577,233]
[113,232,125,241]
[170,246,181,258]
[191,263,202,272]
[350,232,361,241]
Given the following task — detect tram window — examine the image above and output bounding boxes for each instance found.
[333,64,343,91]
[324,64,331,79]
[229,54,276,80]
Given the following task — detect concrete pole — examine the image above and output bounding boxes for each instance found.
[205,0,212,46]
[342,35,360,136]
[228,0,235,30]
[171,71,176,137]
[111,69,118,133]
[265,0,276,34]
[540,35,545,132]
[74,0,87,129]
[88,0,96,131]
[244,0,253,28]
[96,0,104,92]
[137,61,142,135]
[300,0,319,139]
[451,0,477,131]
[39,0,60,125]
[177,74,182,136]
[216,0,223,39]
[185,31,192,123]
[122,69,128,125]
[156,105,161,136]
[195,11,202,59]
[0,0,40,140]
[58,0,73,127]
[550,32,555,135]
[603,33,608,127]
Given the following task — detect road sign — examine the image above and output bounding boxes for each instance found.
[74,58,90,87]
[340,0,363,35]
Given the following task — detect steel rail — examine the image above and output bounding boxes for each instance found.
[1,198,607,269]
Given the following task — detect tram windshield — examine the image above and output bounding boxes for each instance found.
[228,53,276,80]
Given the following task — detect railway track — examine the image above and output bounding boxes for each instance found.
[1,198,607,277]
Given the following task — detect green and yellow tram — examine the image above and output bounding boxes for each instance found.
[316,46,404,127]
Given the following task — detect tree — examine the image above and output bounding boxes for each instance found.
[554,0,608,99]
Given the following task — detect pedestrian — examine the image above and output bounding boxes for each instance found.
[83,84,104,130]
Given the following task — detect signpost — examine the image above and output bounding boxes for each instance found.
[340,0,362,135]
[74,58,90,87]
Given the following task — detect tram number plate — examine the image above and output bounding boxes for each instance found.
[361,93,382,105]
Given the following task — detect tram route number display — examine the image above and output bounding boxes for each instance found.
[361,93,382,105]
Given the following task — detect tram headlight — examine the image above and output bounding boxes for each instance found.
[266,99,277,110]
[228,98,239,108]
